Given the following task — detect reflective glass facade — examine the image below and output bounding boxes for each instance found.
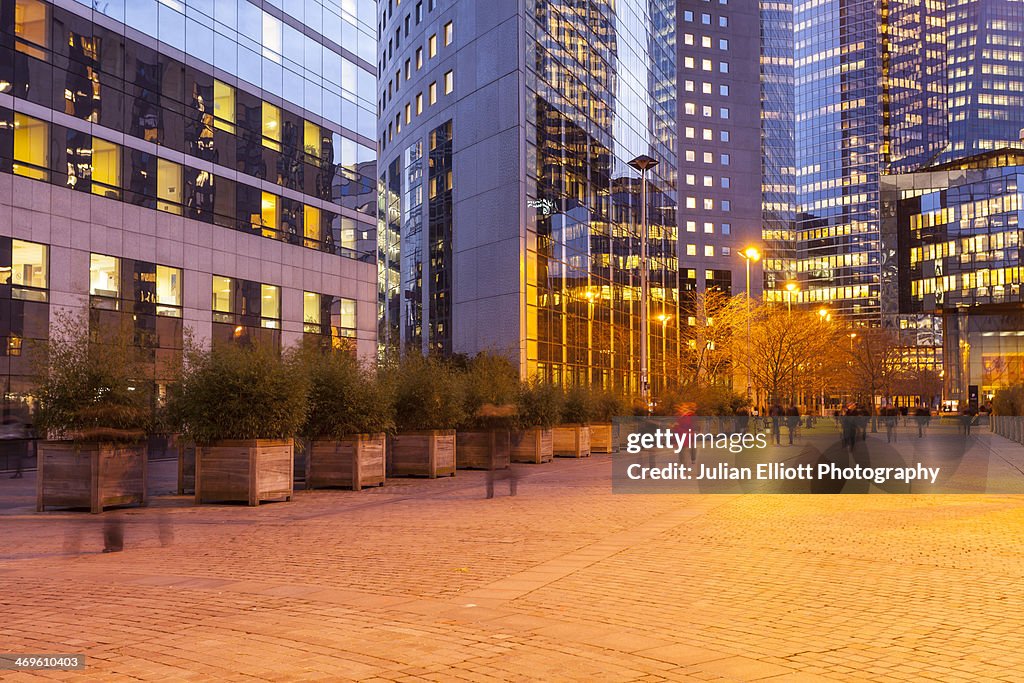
[760,0,796,298]
[881,151,1024,400]
[944,0,1024,161]
[793,0,945,322]
[0,0,379,408]
[377,0,679,392]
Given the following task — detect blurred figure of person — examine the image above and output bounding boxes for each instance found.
[914,404,931,438]
[769,404,784,445]
[486,466,519,499]
[674,402,698,464]
[103,516,124,553]
[961,407,977,437]
[734,406,750,435]
[785,405,800,445]
[842,403,859,451]
[1,415,27,478]
[882,405,898,443]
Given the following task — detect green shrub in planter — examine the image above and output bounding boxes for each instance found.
[516,380,563,430]
[591,389,628,423]
[297,345,393,490]
[389,353,466,431]
[171,342,309,505]
[33,314,152,512]
[459,352,520,430]
[561,384,596,425]
[298,345,394,439]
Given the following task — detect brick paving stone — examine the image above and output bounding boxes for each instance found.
[1,429,1024,681]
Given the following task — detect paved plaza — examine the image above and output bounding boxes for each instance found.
[2,425,1024,682]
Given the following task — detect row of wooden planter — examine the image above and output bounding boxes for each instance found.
[38,424,616,513]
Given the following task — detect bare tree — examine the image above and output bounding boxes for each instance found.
[843,327,905,409]
[672,289,747,387]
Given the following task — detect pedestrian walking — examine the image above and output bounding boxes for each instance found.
[486,466,519,498]
[785,405,800,445]
[914,404,931,438]
[769,404,784,445]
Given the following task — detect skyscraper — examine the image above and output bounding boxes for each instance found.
[1,0,380,408]
[792,0,946,322]
[377,0,678,391]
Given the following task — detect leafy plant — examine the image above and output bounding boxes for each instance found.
[516,379,563,429]
[993,385,1024,416]
[388,353,466,431]
[591,389,628,423]
[170,341,309,444]
[459,352,520,430]
[561,385,595,425]
[33,313,153,443]
[297,344,394,439]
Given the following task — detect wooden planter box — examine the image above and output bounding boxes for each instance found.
[456,430,511,470]
[307,433,386,490]
[195,439,294,506]
[177,443,196,495]
[552,425,591,458]
[510,427,553,464]
[37,442,147,513]
[389,430,456,478]
[590,423,615,453]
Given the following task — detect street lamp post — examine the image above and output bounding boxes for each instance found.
[818,308,830,414]
[785,281,799,315]
[629,155,658,408]
[740,247,761,400]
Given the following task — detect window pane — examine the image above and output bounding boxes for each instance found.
[212,276,233,312]
[262,101,281,150]
[303,205,321,247]
[260,192,278,237]
[92,139,120,198]
[14,0,49,59]
[261,284,280,321]
[157,159,182,214]
[89,253,119,297]
[12,240,48,290]
[303,291,320,331]
[156,265,182,307]
[13,114,48,180]
[213,79,235,133]
[337,297,356,334]
[303,120,321,165]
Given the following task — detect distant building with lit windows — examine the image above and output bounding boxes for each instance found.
[0,0,379,410]
[376,0,680,392]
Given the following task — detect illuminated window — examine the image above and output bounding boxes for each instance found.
[429,81,437,104]
[212,276,233,314]
[262,102,281,151]
[416,92,423,115]
[303,291,321,332]
[156,265,182,312]
[261,284,280,327]
[14,0,48,60]
[8,240,48,296]
[337,298,357,338]
[686,244,697,256]
[260,192,278,238]
[704,245,715,257]
[89,254,119,297]
[213,80,235,133]
[304,205,321,248]
[444,70,453,94]
[13,114,48,180]
[91,139,120,199]
[428,34,437,57]
[304,120,321,165]
[156,159,182,215]
[443,21,453,45]
[405,103,411,124]
[416,47,423,68]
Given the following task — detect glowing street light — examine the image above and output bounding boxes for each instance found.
[784,281,799,315]
[739,246,762,399]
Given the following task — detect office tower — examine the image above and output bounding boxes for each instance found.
[376,0,678,391]
[793,0,946,322]
[0,0,379,407]
[944,0,1024,161]
[759,0,796,300]
[676,1,763,299]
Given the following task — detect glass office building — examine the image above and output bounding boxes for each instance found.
[793,0,946,322]
[377,0,679,392]
[943,0,1024,161]
[0,0,379,410]
[881,150,1024,403]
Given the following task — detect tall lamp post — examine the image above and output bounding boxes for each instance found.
[740,247,761,400]
[818,308,831,414]
[629,154,658,407]
[785,281,799,315]
[657,313,671,393]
